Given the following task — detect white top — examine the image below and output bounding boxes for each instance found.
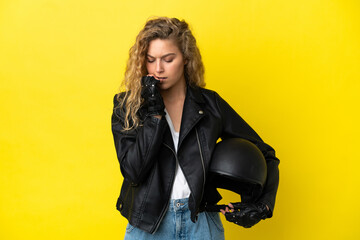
[164,109,191,199]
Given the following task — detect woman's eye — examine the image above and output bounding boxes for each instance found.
[164,59,174,63]
[147,59,155,63]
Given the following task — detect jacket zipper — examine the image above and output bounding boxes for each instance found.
[154,123,205,231]
[152,142,176,234]
[195,128,206,208]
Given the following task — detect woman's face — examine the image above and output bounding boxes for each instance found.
[146,38,186,91]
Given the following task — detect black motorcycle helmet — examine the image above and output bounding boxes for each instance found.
[208,138,267,202]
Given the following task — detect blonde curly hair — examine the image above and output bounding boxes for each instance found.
[115,17,205,130]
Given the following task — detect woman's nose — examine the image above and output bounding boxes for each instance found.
[155,60,164,73]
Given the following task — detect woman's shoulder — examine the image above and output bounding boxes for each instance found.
[113,91,129,105]
[195,86,223,101]
[113,91,127,100]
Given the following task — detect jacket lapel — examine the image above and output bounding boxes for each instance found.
[162,124,175,151]
[178,86,206,150]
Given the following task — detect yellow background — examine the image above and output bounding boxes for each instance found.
[1,0,359,239]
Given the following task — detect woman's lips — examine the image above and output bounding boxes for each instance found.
[154,76,167,82]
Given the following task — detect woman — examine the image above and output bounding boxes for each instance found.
[111,17,279,239]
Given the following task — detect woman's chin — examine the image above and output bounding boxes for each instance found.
[158,82,169,90]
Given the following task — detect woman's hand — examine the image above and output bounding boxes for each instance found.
[220,202,270,228]
[141,75,165,118]
[220,203,234,215]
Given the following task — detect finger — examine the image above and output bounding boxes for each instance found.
[226,206,233,213]
[147,74,161,81]
[220,209,226,215]
[144,74,158,82]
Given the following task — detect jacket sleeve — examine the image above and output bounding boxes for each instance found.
[111,94,167,185]
[214,92,280,217]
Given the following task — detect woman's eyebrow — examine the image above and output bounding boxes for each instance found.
[147,53,176,58]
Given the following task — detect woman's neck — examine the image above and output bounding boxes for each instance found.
[160,80,187,104]
[160,79,186,133]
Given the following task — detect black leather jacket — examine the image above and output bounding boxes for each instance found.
[111,86,279,234]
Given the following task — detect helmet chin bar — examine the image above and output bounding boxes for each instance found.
[204,177,262,212]
[210,174,262,201]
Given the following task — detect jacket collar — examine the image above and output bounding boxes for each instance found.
[162,85,206,151]
[178,85,206,149]
[186,85,205,104]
